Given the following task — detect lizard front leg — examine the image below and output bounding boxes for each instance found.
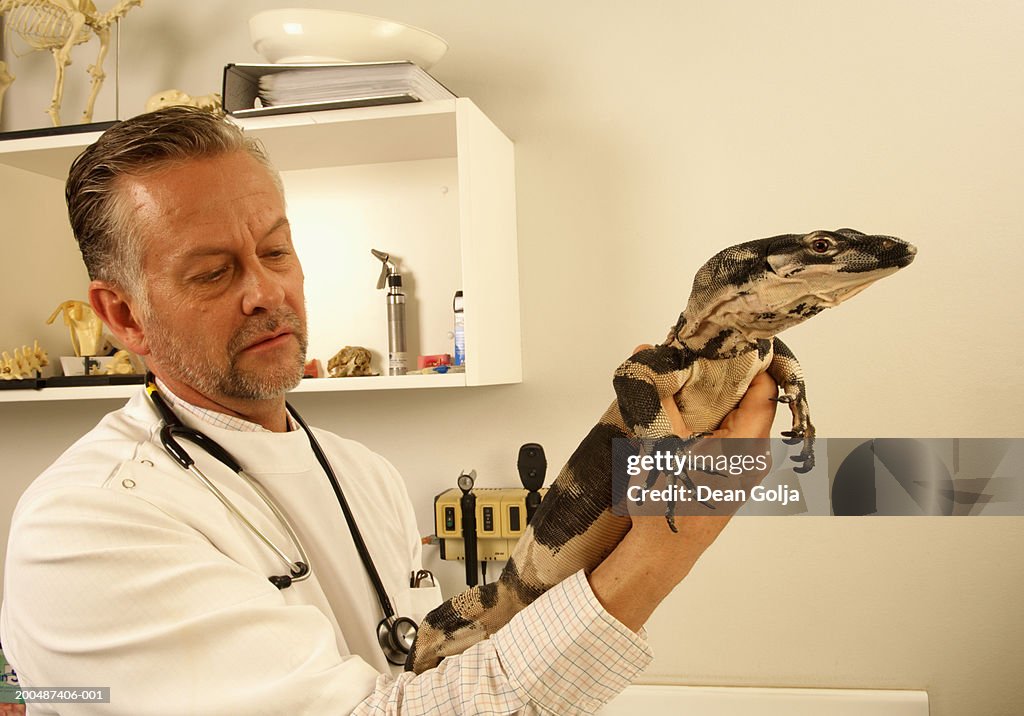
[613,345,690,440]
[767,337,816,473]
[614,346,711,530]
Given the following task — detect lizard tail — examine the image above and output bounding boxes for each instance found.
[407,406,634,673]
[406,579,523,672]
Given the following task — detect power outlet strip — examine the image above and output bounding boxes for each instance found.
[433,487,547,561]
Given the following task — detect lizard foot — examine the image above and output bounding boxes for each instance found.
[659,471,716,532]
[789,448,815,474]
[663,472,716,533]
[632,432,718,533]
[791,456,815,473]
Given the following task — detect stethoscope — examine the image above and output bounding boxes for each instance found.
[145,375,419,666]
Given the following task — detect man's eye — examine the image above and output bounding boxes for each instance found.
[196,268,227,283]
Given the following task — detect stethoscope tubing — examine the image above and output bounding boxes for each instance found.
[286,404,398,620]
[145,376,415,664]
[178,445,310,580]
[150,393,312,583]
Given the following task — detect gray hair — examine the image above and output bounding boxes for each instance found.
[65,106,282,314]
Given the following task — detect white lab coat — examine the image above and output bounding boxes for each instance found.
[1,389,442,715]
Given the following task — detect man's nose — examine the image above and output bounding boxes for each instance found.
[240,260,286,315]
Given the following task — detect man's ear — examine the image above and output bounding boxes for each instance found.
[88,280,151,356]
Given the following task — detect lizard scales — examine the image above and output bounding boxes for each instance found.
[407,228,916,673]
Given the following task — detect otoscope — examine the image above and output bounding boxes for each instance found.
[457,470,478,587]
[517,443,546,524]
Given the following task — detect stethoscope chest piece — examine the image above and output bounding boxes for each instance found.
[378,615,419,666]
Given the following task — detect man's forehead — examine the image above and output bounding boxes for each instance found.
[119,153,284,227]
[121,152,279,211]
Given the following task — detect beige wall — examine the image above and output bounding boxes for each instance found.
[2,2,1022,714]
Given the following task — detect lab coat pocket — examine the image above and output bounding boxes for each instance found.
[395,583,443,624]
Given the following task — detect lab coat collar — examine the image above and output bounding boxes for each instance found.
[123,387,317,476]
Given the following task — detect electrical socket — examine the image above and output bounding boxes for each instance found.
[433,487,548,562]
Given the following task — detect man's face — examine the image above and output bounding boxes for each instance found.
[124,151,307,402]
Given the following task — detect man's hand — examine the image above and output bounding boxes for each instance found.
[704,370,778,439]
[587,344,779,632]
[627,366,777,577]
[645,343,777,441]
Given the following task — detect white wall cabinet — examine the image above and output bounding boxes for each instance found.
[0,98,521,402]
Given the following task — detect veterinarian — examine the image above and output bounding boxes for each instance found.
[0,107,777,715]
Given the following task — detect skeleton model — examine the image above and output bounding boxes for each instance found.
[46,299,105,356]
[0,59,12,116]
[145,88,223,116]
[103,348,135,375]
[1,340,48,380]
[0,0,143,126]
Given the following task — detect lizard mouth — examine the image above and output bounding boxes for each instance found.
[896,243,918,268]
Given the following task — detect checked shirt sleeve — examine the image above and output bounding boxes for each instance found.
[353,570,652,715]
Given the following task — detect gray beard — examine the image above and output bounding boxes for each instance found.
[146,307,308,401]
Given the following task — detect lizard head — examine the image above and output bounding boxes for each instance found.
[674,229,917,343]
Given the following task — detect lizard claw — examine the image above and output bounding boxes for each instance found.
[791,457,814,474]
[771,395,795,404]
[781,429,804,445]
[789,450,815,473]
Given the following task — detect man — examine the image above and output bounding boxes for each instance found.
[1,107,776,714]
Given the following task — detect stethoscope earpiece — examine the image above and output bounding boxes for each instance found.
[269,574,293,590]
[146,375,417,662]
[270,561,310,590]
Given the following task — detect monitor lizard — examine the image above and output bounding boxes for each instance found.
[407,228,917,673]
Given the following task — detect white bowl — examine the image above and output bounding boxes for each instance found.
[249,9,448,68]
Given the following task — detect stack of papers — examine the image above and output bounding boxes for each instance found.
[223,61,455,117]
[258,61,455,107]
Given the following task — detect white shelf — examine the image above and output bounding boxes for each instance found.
[0,101,460,179]
[291,373,466,392]
[0,98,520,403]
[0,373,467,403]
[0,383,138,403]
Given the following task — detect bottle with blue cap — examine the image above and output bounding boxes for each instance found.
[453,290,465,367]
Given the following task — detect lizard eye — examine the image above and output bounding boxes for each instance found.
[811,238,832,253]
